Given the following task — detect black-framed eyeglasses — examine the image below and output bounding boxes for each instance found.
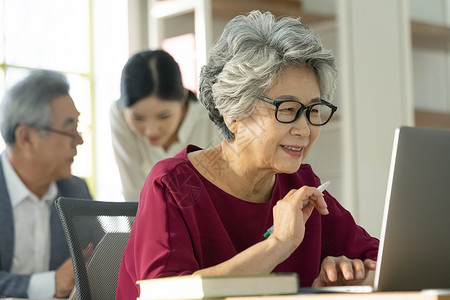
[258,96,338,126]
[41,127,82,139]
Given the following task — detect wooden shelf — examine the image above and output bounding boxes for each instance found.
[211,0,334,25]
[152,0,450,49]
[210,1,450,52]
[151,0,334,23]
[415,109,450,130]
[411,21,450,52]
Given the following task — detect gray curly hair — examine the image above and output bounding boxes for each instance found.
[199,10,337,141]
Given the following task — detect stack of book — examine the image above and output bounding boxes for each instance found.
[138,273,299,300]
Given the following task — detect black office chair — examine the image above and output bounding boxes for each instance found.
[55,197,138,300]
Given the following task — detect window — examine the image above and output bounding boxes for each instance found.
[0,0,94,192]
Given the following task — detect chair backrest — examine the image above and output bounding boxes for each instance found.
[55,197,138,300]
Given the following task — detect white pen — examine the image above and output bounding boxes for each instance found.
[263,181,331,238]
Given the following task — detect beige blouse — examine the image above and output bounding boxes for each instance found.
[110,99,222,202]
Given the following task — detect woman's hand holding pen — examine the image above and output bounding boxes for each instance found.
[268,186,329,251]
[193,186,330,276]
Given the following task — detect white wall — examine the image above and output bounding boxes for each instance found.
[93,0,129,202]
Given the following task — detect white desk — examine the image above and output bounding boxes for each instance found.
[225,292,450,300]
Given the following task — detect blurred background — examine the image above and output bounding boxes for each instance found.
[0,0,449,238]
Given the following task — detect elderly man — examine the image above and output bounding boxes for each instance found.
[0,70,92,298]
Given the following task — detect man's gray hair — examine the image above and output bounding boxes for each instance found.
[0,70,70,145]
[199,10,337,141]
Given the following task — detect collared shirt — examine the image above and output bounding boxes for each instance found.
[1,153,57,299]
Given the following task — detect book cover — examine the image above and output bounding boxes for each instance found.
[138,273,299,300]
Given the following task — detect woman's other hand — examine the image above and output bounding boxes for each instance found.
[269,186,329,249]
[312,257,377,287]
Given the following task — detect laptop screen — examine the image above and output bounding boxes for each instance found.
[374,126,450,291]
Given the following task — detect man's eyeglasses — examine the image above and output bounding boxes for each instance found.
[41,127,82,139]
[258,96,337,126]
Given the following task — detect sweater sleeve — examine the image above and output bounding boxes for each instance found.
[109,100,147,202]
[320,191,379,262]
[116,159,212,300]
[129,171,201,280]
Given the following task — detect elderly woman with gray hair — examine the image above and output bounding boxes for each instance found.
[116,10,378,299]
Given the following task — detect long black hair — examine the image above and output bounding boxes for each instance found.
[120,49,196,108]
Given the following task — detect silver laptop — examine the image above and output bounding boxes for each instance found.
[302,126,450,293]
[374,126,450,291]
